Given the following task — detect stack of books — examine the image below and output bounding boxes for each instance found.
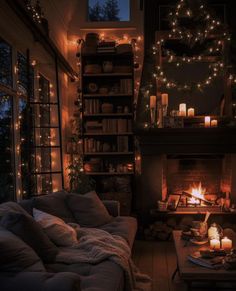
[97,41,116,54]
[188,251,224,269]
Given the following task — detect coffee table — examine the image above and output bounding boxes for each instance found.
[173,231,236,290]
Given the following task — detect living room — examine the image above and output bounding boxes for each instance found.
[1,0,236,290]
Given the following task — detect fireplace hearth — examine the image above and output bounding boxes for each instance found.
[135,128,236,214]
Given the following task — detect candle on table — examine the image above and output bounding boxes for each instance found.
[150,95,157,109]
[161,93,168,106]
[179,103,186,116]
[188,108,195,117]
[221,237,232,250]
[211,119,218,127]
[210,239,221,250]
[204,116,211,127]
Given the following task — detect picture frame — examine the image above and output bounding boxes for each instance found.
[167,194,181,211]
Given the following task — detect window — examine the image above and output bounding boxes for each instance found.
[0,92,15,202]
[0,39,12,87]
[88,0,130,22]
[0,37,63,200]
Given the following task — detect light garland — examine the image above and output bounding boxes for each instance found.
[25,0,44,24]
[152,0,232,92]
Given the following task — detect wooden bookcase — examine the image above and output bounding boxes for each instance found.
[80,48,135,214]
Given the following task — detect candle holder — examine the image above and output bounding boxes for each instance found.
[150,108,156,127]
[162,104,168,117]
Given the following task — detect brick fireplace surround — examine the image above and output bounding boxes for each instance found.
[135,128,236,214]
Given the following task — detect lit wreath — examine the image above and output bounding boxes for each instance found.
[153,0,231,92]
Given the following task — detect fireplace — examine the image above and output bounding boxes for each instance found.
[165,154,230,212]
[135,128,236,214]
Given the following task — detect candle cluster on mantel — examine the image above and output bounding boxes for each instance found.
[178,103,195,117]
[204,116,218,128]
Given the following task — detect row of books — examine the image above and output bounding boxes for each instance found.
[120,79,132,94]
[84,99,100,114]
[85,119,132,133]
[84,136,129,153]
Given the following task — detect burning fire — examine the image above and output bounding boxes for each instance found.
[188,182,206,205]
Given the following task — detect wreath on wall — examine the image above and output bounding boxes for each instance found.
[152,0,231,92]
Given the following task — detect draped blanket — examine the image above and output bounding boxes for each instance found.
[55,227,151,291]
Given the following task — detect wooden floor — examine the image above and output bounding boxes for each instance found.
[132,240,187,291]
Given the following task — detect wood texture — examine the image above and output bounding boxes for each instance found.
[132,240,187,291]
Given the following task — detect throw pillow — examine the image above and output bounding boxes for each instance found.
[0,201,31,217]
[33,208,79,247]
[0,212,58,263]
[33,191,75,223]
[0,226,46,272]
[66,191,112,227]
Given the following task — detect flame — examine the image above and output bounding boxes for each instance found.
[188,182,206,205]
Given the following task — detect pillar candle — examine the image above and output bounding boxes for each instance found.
[161,93,168,106]
[179,103,186,116]
[150,95,157,109]
[188,108,195,117]
[211,119,218,127]
[210,239,221,250]
[204,116,211,127]
[221,237,232,250]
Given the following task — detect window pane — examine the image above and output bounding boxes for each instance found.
[19,97,30,198]
[0,92,15,202]
[88,0,130,21]
[17,52,34,99]
[0,39,12,87]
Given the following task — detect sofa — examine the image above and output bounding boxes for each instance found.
[0,191,137,291]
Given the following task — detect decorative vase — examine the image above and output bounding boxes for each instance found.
[103,61,113,73]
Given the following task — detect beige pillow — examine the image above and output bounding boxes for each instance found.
[33,208,79,247]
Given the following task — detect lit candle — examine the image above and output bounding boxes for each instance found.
[210,239,221,250]
[211,119,218,127]
[221,237,232,250]
[179,103,186,116]
[150,95,157,109]
[204,116,211,127]
[188,108,195,117]
[161,93,168,106]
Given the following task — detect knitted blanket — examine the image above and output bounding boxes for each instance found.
[55,227,151,291]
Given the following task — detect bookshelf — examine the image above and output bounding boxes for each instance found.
[79,43,136,214]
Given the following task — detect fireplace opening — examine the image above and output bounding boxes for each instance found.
[164,154,233,212]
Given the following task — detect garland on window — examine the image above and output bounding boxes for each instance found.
[152,0,232,92]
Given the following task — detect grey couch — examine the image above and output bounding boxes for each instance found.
[0,192,137,291]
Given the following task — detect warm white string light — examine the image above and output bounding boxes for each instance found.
[152,0,232,92]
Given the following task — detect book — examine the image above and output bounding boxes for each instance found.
[188,251,223,269]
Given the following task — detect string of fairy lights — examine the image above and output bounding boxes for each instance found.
[152,0,233,92]
[15,61,59,197]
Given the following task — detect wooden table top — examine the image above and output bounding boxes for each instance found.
[173,230,236,281]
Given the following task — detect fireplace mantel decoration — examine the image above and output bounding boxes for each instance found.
[152,0,232,92]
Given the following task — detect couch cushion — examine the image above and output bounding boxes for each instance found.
[33,208,79,247]
[0,201,30,217]
[66,191,112,227]
[46,260,124,291]
[0,226,46,272]
[98,216,137,247]
[0,272,81,291]
[33,191,75,223]
[0,212,58,263]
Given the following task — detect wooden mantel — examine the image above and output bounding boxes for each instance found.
[135,127,236,154]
